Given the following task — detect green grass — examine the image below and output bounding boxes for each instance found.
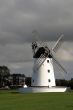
[0,90,73,110]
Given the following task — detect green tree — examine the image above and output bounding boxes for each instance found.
[0,66,10,87]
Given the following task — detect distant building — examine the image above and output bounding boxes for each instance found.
[9,73,25,87]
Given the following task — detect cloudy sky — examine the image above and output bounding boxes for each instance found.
[0,0,73,79]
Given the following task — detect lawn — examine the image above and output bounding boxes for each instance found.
[0,90,73,110]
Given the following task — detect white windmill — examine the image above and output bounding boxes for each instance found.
[19,31,68,93]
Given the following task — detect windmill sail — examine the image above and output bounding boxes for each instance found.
[34,54,46,72]
[52,34,64,53]
[34,45,67,74]
[51,54,67,74]
[32,30,67,75]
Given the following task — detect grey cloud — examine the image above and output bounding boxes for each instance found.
[0,0,72,79]
[0,0,73,44]
[0,43,33,63]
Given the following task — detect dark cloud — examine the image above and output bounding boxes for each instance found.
[0,0,72,79]
[0,0,72,44]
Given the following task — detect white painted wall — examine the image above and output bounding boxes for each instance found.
[31,58,56,87]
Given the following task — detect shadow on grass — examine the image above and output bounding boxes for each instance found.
[10,91,20,94]
[66,105,73,108]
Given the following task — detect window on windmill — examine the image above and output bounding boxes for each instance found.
[47,60,49,63]
[48,79,51,82]
[48,70,50,73]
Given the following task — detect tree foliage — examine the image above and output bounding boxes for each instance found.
[0,65,10,77]
[0,66,10,87]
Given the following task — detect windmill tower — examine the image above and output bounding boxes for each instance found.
[31,32,67,89]
[31,43,56,87]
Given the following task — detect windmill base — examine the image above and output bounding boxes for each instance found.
[18,86,69,93]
